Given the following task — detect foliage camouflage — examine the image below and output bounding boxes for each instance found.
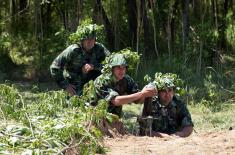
[69,22,105,43]
[109,54,128,67]
[144,72,185,96]
[0,83,115,154]
[101,48,140,76]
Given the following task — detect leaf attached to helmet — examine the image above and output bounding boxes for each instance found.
[144,72,185,96]
[69,24,102,43]
[101,48,140,76]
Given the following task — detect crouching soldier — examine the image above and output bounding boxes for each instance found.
[50,24,110,96]
[94,54,157,118]
[138,73,194,137]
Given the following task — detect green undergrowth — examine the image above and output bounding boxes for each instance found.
[0,83,113,155]
[188,100,235,132]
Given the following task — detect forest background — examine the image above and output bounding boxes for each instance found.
[0,0,235,90]
[0,0,235,154]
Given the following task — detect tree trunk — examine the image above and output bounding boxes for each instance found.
[19,0,27,11]
[141,0,154,59]
[220,0,229,50]
[40,2,52,36]
[113,0,120,50]
[126,0,137,49]
[192,0,201,20]
[68,0,80,32]
[182,0,190,47]
[19,0,29,31]
[95,0,115,50]
[35,0,44,81]
[10,0,17,33]
[212,0,219,29]
[149,0,158,56]
[171,0,179,54]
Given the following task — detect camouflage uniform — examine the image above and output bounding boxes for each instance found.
[50,42,110,95]
[94,74,139,117]
[94,54,139,117]
[139,96,193,135]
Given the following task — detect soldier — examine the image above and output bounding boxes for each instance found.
[50,24,110,96]
[138,73,194,137]
[94,53,157,118]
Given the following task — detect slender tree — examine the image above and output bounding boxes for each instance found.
[182,0,190,47]
[126,0,137,49]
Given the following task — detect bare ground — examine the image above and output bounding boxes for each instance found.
[102,129,235,155]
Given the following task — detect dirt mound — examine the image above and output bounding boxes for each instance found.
[98,119,126,138]
[102,130,235,155]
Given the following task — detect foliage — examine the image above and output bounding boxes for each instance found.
[69,19,106,44]
[101,48,140,77]
[0,83,111,154]
[144,72,185,96]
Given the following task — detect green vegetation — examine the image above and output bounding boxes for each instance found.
[0,83,113,154]
[0,0,235,154]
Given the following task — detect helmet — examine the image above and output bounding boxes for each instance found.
[153,73,176,90]
[76,24,96,41]
[109,54,128,67]
[80,24,96,40]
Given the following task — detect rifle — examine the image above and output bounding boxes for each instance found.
[138,82,157,136]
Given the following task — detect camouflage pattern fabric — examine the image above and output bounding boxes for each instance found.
[50,42,110,95]
[139,96,193,135]
[109,53,128,67]
[94,74,139,117]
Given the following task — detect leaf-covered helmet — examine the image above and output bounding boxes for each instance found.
[144,72,184,96]
[109,54,128,67]
[101,49,140,74]
[73,24,96,41]
[153,73,178,90]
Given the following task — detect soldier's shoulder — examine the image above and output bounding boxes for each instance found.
[94,42,103,46]
[94,42,106,49]
[124,74,134,80]
[66,44,82,53]
[71,44,82,51]
[95,73,112,85]
[123,75,136,83]
[173,96,187,108]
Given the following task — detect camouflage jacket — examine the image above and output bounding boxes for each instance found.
[94,74,139,117]
[50,42,110,91]
[141,96,193,134]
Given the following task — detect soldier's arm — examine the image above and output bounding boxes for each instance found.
[94,75,145,106]
[111,92,145,106]
[128,79,157,104]
[174,99,194,137]
[111,87,157,106]
[173,126,193,137]
[50,47,73,89]
[94,75,117,102]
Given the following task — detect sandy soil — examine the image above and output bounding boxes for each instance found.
[102,129,235,155]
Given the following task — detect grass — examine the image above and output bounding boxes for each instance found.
[189,102,235,132]
[122,100,235,134]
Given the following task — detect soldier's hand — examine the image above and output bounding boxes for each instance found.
[65,84,76,96]
[82,64,94,73]
[141,87,157,97]
[152,131,172,138]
